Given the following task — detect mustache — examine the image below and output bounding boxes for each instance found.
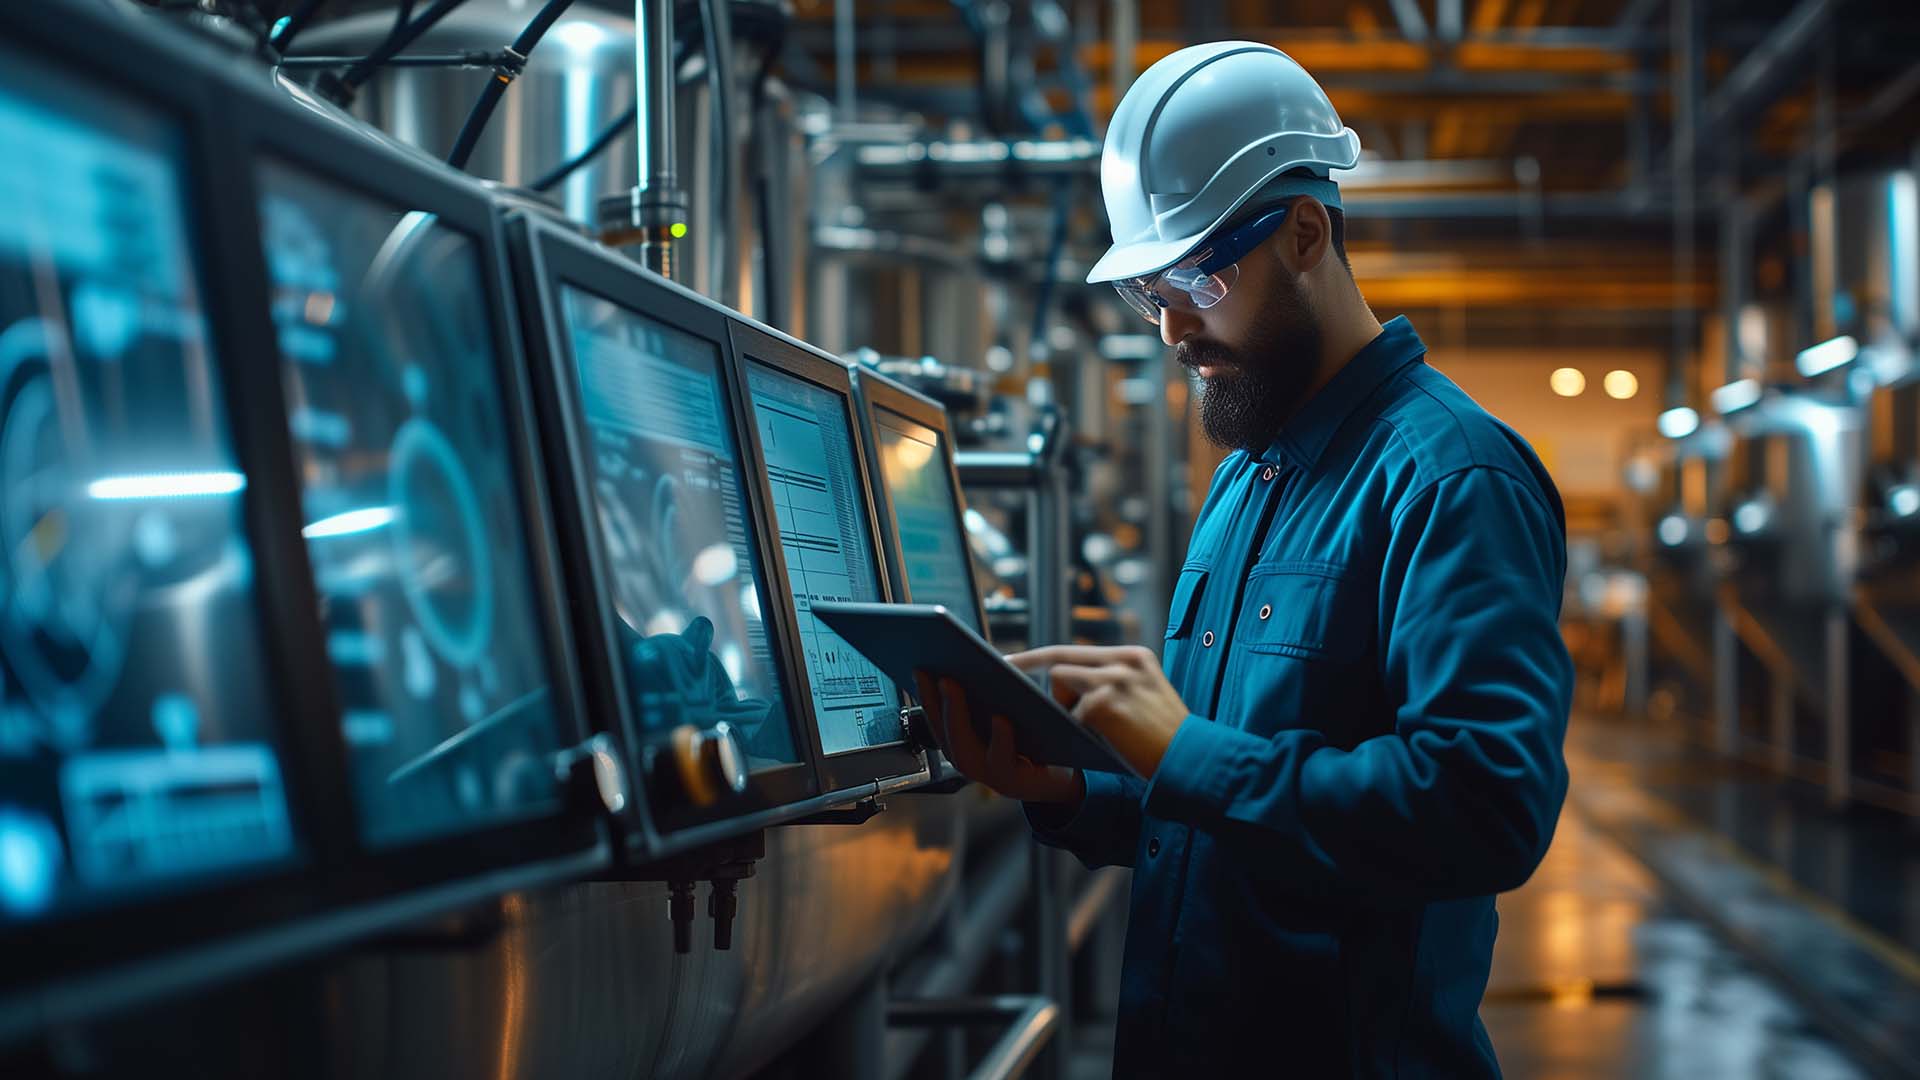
[1176,340,1236,371]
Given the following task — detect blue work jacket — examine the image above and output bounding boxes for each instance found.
[1029,316,1572,1077]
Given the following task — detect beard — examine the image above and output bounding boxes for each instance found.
[1177,273,1324,452]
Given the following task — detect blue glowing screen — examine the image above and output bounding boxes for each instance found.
[559,286,798,766]
[746,362,903,755]
[872,409,983,636]
[259,162,563,848]
[0,52,295,922]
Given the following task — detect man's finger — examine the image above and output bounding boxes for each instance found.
[1005,644,1132,672]
[1044,657,1121,699]
[1071,684,1116,724]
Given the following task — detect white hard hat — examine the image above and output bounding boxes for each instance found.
[1087,41,1361,285]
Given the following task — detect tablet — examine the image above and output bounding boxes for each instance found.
[810,602,1137,777]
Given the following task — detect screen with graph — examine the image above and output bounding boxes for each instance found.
[871,408,983,635]
[0,45,297,923]
[558,285,799,768]
[744,362,904,755]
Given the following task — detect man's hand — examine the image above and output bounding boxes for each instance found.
[1007,645,1190,778]
[913,672,1083,804]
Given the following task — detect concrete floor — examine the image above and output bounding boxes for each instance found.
[1060,714,1910,1078]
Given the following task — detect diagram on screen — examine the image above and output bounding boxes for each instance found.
[748,365,902,754]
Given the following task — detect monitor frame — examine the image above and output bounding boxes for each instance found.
[728,322,927,793]
[849,368,994,642]
[505,214,821,845]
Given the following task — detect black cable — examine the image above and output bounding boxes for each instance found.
[530,102,639,192]
[342,0,469,92]
[279,50,501,69]
[445,0,578,171]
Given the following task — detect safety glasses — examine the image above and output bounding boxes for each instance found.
[1112,203,1292,325]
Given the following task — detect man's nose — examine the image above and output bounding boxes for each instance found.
[1160,306,1201,347]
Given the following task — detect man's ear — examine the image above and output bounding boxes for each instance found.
[1275,197,1331,276]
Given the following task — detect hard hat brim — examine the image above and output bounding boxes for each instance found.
[1084,233,1211,286]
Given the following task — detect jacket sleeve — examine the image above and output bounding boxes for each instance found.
[1140,465,1572,903]
[1023,770,1147,869]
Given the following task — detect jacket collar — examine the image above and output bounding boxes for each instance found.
[1261,316,1427,469]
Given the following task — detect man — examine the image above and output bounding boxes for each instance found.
[914,42,1572,1077]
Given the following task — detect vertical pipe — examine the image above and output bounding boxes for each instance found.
[1770,675,1792,773]
[1111,0,1138,107]
[1714,611,1738,754]
[601,0,687,277]
[1826,611,1850,806]
[836,0,857,122]
[1671,0,1699,399]
[638,0,674,197]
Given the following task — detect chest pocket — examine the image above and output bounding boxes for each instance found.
[1162,564,1210,688]
[1238,562,1365,661]
[1165,565,1209,639]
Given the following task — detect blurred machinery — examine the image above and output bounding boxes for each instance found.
[1639,78,1920,814]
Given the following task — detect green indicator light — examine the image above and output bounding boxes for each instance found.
[669,222,689,239]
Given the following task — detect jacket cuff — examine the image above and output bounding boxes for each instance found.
[1143,715,1260,825]
[1025,768,1132,846]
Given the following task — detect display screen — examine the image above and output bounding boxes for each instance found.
[259,161,563,848]
[873,409,983,635]
[0,52,296,922]
[746,361,903,754]
[559,286,798,767]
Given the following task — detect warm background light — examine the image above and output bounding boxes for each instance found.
[1603,370,1639,400]
[1549,367,1586,397]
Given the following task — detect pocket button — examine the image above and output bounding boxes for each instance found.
[1259,604,1272,620]
[1201,630,1214,647]
[1148,837,1161,858]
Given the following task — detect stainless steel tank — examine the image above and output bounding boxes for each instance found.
[319,800,963,1079]
[293,0,812,330]
[1810,169,1920,351]
[297,1,640,226]
[1715,391,1863,796]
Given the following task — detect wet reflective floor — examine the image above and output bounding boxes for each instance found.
[1481,793,1862,1078]
[1065,714,1917,1078]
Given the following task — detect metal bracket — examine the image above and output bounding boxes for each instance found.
[785,796,886,826]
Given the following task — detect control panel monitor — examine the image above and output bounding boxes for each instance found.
[256,162,569,849]
[0,41,297,925]
[555,284,801,769]
[865,395,987,637]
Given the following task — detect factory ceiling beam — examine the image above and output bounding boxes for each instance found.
[1652,0,1837,178]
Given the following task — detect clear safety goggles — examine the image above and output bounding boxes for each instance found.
[1111,204,1292,325]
